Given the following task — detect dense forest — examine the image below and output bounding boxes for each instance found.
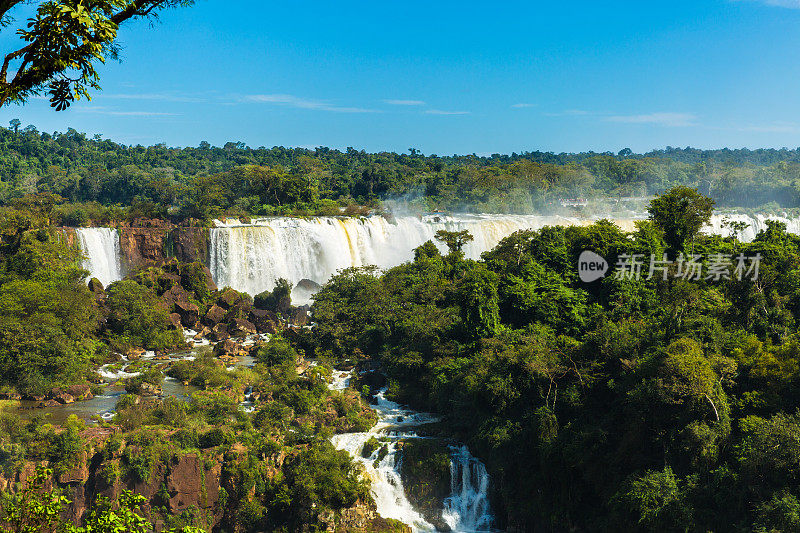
[303,188,800,531]
[3,123,800,224]
[8,123,800,530]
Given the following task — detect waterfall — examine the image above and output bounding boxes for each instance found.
[207,212,800,302]
[330,383,439,532]
[76,228,122,287]
[704,213,800,242]
[442,446,494,532]
[329,373,494,532]
[208,214,641,300]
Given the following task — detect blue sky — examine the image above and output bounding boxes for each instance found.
[2,0,800,154]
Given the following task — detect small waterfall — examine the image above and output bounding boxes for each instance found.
[442,446,494,532]
[75,228,122,287]
[329,373,494,532]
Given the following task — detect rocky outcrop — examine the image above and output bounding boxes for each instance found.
[119,219,174,272]
[399,439,453,531]
[117,219,210,273]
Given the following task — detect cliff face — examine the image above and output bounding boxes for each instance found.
[0,426,406,533]
[118,219,210,273]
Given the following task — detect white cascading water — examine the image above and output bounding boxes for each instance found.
[209,212,800,301]
[75,228,123,287]
[329,371,494,532]
[208,214,640,300]
[442,446,494,532]
[703,213,800,242]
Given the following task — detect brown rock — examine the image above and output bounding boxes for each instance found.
[208,323,229,342]
[249,308,280,334]
[168,313,183,331]
[213,339,240,357]
[288,307,309,326]
[194,327,211,340]
[139,382,162,396]
[125,348,146,360]
[174,301,200,327]
[204,304,226,326]
[216,288,239,309]
[54,393,75,404]
[229,318,257,337]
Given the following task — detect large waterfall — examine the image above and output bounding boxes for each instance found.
[208,214,640,299]
[76,228,123,287]
[208,213,800,301]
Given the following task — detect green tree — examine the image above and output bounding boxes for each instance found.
[0,1,193,110]
[648,186,714,256]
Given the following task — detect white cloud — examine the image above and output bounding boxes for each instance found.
[75,107,179,117]
[243,94,379,113]
[749,0,800,8]
[425,109,470,115]
[384,99,425,106]
[511,103,537,108]
[735,122,800,133]
[605,112,698,127]
[103,93,206,103]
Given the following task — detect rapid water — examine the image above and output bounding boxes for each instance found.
[76,227,123,287]
[329,371,494,532]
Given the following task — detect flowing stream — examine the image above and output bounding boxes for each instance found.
[76,227,123,287]
[329,371,494,532]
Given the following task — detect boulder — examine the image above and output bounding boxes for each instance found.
[249,308,280,334]
[213,339,240,357]
[295,278,321,292]
[194,327,211,340]
[66,384,94,401]
[229,318,257,337]
[288,307,309,326]
[216,288,239,309]
[204,304,226,326]
[174,301,200,327]
[87,278,105,294]
[168,313,183,331]
[125,348,146,360]
[139,382,162,396]
[208,323,229,342]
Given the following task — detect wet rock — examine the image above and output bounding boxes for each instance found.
[125,348,146,360]
[54,393,75,404]
[194,327,211,340]
[174,301,199,326]
[139,382,162,396]
[249,308,279,334]
[66,384,93,401]
[213,339,240,357]
[295,278,321,292]
[216,288,239,309]
[288,307,309,326]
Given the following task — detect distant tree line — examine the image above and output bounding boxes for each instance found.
[2,123,800,223]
